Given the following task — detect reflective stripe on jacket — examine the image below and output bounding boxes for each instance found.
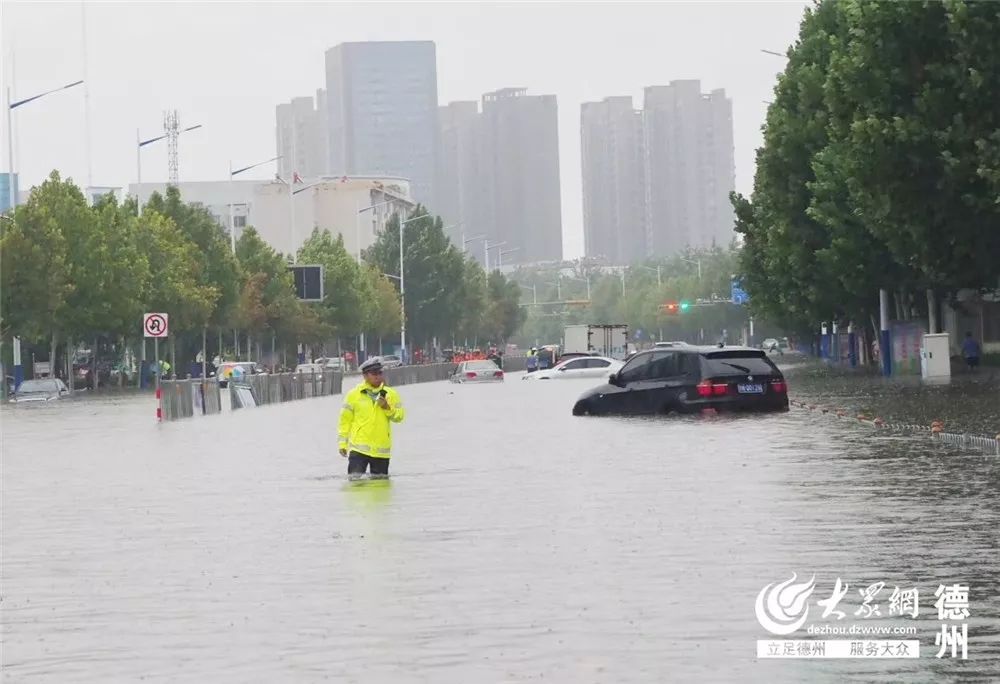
[338,381,405,458]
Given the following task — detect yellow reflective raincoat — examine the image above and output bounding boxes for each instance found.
[338,380,405,458]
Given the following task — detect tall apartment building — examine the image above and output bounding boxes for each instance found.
[478,88,563,264]
[436,101,483,249]
[642,80,735,256]
[581,96,646,265]
[276,90,328,179]
[325,41,438,206]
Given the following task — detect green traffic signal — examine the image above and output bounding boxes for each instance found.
[680,301,690,311]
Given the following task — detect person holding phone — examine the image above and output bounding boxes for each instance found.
[338,357,405,478]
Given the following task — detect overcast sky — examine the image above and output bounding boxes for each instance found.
[2,1,809,258]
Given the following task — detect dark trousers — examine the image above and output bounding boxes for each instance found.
[348,451,390,476]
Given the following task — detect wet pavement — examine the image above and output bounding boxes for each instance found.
[2,361,998,682]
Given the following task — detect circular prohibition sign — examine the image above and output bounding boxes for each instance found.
[144,313,168,337]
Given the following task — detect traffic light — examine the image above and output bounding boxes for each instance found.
[660,301,679,315]
[680,301,690,311]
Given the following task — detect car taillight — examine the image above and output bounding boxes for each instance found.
[697,380,728,397]
[771,380,787,393]
[494,371,504,378]
[466,372,477,378]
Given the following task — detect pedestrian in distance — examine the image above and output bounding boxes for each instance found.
[338,357,405,479]
[962,331,981,372]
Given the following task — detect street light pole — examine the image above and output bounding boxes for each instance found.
[6,78,84,391]
[229,155,281,254]
[6,78,84,210]
[398,211,428,363]
[358,198,399,261]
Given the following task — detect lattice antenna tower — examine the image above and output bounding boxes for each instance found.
[163,110,180,185]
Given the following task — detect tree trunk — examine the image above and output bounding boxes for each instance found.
[66,337,74,391]
[50,332,58,381]
[92,336,99,390]
[926,289,937,334]
[869,313,880,365]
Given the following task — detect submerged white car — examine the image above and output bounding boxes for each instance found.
[523,355,623,380]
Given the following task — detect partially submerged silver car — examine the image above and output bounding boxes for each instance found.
[450,360,504,383]
[10,378,70,403]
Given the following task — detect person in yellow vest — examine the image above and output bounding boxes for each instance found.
[338,356,405,478]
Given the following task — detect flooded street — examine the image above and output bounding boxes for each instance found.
[2,362,998,682]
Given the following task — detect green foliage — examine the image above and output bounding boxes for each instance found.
[734,0,1000,332]
[3,178,529,371]
[145,186,240,329]
[297,228,366,337]
[363,206,524,347]
[511,247,746,346]
[1,172,75,341]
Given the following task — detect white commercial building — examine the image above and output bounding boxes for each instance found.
[129,176,415,258]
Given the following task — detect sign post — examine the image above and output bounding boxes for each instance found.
[144,313,169,421]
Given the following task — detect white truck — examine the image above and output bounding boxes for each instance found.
[563,324,630,360]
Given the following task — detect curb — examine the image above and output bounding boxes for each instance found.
[787,399,1000,455]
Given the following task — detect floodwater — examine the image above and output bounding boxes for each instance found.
[2,360,998,682]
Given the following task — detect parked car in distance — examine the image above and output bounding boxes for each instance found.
[216,362,262,387]
[314,356,346,372]
[294,363,326,375]
[450,360,504,383]
[10,378,70,403]
[524,355,622,380]
[761,338,785,354]
[572,346,788,416]
[380,355,404,369]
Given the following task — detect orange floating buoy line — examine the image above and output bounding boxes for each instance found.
[789,396,999,453]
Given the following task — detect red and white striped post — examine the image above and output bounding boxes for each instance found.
[155,386,162,422]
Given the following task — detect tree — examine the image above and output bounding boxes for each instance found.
[137,211,218,342]
[297,228,366,338]
[2,172,82,366]
[235,227,299,348]
[361,265,402,344]
[363,207,466,349]
[455,256,488,344]
[482,270,527,344]
[820,0,1000,294]
[144,186,240,330]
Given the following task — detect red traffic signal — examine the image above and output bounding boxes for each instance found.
[659,302,679,315]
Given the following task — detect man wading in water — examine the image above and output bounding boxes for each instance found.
[338,357,405,478]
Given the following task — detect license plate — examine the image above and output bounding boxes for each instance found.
[737,383,764,394]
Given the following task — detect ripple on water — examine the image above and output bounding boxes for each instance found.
[2,373,998,681]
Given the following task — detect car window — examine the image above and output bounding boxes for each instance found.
[702,351,780,376]
[678,352,701,375]
[586,358,610,368]
[644,351,678,379]
[562,359,588,370]
[468,361,497,370]
[18,380,56,393]
[618,353,654,383]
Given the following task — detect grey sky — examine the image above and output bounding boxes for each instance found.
[2,1,808,258]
